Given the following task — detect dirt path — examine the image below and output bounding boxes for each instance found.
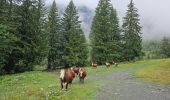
[95,69,170,100]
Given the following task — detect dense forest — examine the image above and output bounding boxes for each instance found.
[0,0,170,74]
[142,37,170,59]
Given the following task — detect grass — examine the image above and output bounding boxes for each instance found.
[0,72,60,100]
[1,59,170,100]
[0,65,119,100]
[135,59,170,85]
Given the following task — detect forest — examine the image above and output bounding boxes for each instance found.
[1,0,170,75]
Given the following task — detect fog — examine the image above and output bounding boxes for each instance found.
[46,0,170,40]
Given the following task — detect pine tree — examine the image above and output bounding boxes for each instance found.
[90,0,122,64]
[160,37,170,58]
[0,0,49,74]
[108,6,122,62]
[47,0,61,70]
[11,0,48,72]
[33,0,49,65]
[0,0,21,74]
[61,0,88,67]
[33,0,48,64]
[15,0,39,71]
[0,25,19,74]
[122,0,142,61]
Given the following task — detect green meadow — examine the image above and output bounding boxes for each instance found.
[1,59,170,100]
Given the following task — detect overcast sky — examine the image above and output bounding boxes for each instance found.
[46,0,170,40]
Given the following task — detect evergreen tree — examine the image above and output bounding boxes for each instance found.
[61,0,88,67]
[15,0,38,71]
[90,0,122,64]
[122,0,142,61]
[0,0,21,74]
[35,0,49,65]
[0,0,49,74]
[108,6,123,62]
[11,0,48,72]
[0,25,19,74]
[160,37,170,58]
[47,0,61,70]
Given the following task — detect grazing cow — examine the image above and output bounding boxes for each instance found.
[71,67,79,75]
[92,62,98,68]
[112,61,118,67]
[112,61,115,65]
[68,68,75,78]
[79,68,87,83]
[105,62,110,68]
[60,69,74,90]
[115,63,118,67]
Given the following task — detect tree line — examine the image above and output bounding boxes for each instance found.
[143,37,170,59]
[0,0,142,74]
[90,0,142,64]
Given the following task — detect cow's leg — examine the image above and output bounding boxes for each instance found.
[79,77,81,82]
[61,82,63,90]
[80,78,83,83]
[70,81,72,87]
[66,83,68,90]
[82,78,84,83]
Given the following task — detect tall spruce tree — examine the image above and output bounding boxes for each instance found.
[0,24,19,74]
[61,0,88,67]
[90,0,122,64]
[47,0,61,70]
[108,6,122,62]
[0,0,49,74]
[34,0,49,65]
[36,0,49,64]
[11,0,48,72]
[0,0,21,74]
[122,0,142,61]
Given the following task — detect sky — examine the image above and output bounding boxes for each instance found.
[46,0,170,40]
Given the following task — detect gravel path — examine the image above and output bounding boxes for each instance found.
[96,69,170,100]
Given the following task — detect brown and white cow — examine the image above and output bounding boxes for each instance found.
[92,62,98,68]
[105,62,110,68]
[60,69,74,90]
[68,68,75,78]
[78,68,87,83]
[71,67,79,75]
[112,61,118,67]
[115,63,118,67]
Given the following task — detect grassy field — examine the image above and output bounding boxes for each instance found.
[0,59,170,100]
[135,59,170,85]
[0,65,120,100]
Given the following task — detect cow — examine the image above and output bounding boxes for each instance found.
[92,62,98,68]
[71,67,79,75]
[68,68,75,78]
[105,62,110,68]
[112,61,118,67]
[78,68,87,83]
[115,63,118,67]
[60,69,74,90]
[112,61,115,65]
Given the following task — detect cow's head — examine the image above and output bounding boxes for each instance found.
[70,67,73,70]
[60,69,65,80]
[79,68,83,77]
